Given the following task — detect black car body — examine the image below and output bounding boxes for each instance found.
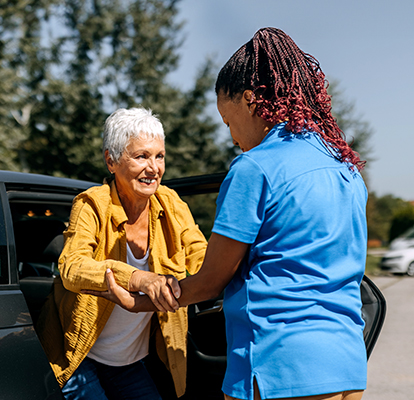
[0,171,386,399]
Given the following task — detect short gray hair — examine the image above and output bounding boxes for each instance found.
[103,107,165,163]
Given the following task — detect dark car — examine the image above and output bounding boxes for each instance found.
[0,171,386,400]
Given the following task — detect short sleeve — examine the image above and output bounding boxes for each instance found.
[212,155,271,244]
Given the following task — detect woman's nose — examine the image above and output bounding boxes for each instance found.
[146,157,158,173]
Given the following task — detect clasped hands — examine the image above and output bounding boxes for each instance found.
[82,269,182,313]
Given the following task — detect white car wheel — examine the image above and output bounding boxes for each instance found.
[407,262,414,277]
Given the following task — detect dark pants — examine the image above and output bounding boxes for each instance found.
[62,357,162,400]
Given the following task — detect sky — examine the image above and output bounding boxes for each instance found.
[167,0,414,201]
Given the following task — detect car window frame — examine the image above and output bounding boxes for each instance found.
[0,183,14,286]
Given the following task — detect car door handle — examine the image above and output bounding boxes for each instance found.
[195,300,223,317]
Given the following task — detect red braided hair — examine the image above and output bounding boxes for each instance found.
[215,27,365,171]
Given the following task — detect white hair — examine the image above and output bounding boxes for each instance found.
[103,107,165,164]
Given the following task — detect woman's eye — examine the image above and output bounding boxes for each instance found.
[157,154,165,160]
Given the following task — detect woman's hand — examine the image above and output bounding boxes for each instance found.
[128,269,181,312]
[82,269,140,311]
[82,269,180,313]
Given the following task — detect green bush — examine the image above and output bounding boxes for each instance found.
[389,205,414,242]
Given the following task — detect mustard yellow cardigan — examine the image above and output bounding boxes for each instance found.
[36,180,207,397]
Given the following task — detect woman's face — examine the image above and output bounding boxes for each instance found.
[108,135,165,202]
[217,91,266,153]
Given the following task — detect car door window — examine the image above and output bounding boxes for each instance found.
[9,199,72,279]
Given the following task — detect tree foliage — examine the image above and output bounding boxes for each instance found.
[0,0,227,182]
[389,204,414,242]
[366,192,414,243]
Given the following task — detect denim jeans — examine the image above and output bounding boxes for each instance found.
[62,357,162,400]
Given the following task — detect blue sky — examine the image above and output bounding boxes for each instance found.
[168,0,414,200]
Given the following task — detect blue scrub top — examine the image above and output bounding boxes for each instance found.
[212,123,368,400]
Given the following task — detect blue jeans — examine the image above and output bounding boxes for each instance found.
[62,357,162,400]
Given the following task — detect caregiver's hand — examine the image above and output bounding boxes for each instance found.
[129,269,181,312]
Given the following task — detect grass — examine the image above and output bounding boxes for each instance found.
[365,253,383,276]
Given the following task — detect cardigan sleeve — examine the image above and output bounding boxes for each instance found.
[58,193,135,293]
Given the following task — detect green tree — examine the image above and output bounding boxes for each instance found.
[389,204,414,242]
[0,0,228,182]
[367,193,401,243]
[0,0,106,180]
[366,192,414,244]
[0,0,53,172]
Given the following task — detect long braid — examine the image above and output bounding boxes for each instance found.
[215,28,365,171]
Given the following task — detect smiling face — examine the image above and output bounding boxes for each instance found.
[106,135,165,204]
[217,91,271,153]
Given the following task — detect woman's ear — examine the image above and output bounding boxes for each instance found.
[243,90,256,115]
[104,150,115,174]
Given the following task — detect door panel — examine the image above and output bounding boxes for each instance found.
[0,184,63,399]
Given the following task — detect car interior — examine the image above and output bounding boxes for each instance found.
[9,194,73,324]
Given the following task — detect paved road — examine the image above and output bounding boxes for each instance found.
[363,275,414,400]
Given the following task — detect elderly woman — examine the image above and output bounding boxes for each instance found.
[91,28,368,400]
[37,107,207,400]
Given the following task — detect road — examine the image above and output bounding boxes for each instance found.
[363,275,414,400]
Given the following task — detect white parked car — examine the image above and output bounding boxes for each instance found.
[381,226,414,276]
[381,247,414,276]
[388,226,414,250]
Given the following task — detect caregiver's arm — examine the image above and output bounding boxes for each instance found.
[83,233,248,312]
[177,233,249,306]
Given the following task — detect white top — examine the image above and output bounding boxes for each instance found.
[87,244,153,366]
